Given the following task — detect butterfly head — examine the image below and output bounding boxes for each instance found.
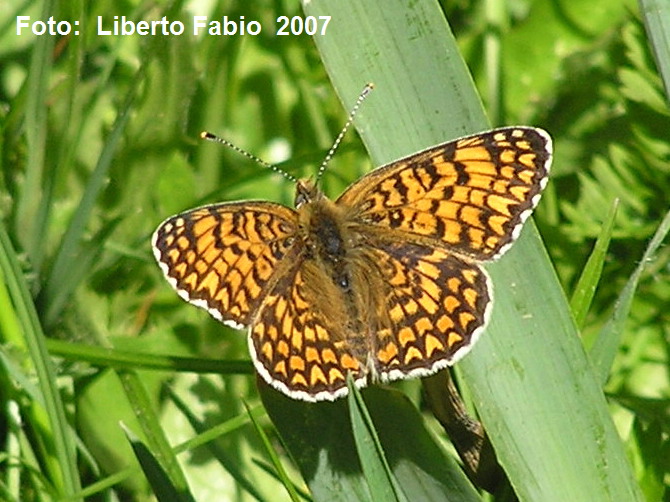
[295,178,324,208]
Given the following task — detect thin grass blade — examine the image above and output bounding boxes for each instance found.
[571,198,619,332]
[121,422,194,502]
[116,370,192,497]
[0,222,81,496]
[639,0,670,101]
[347,378,404,502]
[590,209,670,384]
[244,401,303,502]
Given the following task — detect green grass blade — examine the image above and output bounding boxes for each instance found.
[72,468,138,501]
[13,0,54,272]
[170,396,275,502]
[571,198,619,332]
[347,378,404,502]
[117,370,192,497]
[69,404,262,500]
[301,0,642,500]
[261,382,480,502]
[171,402,259,455]
[121,422,194,502]
[260,382,372,502]
[45,338,253,374]
[38,72,141,326]
[590,209,670,384]
[362,387,481,502]
[0,222,81,497]
[245,401,303,502]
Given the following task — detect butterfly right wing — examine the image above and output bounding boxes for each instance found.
[337,127,552,261]
[152,201,300,329]
[355,239,492,380]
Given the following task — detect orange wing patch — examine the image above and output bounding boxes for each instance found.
[339,127,551,261]
[152,202,299,329]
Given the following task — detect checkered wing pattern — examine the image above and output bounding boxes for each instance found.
[363,240,492,380]
[338,127,551,261]
[152,202,300,329]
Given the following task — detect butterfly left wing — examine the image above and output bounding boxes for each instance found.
[152,201,300,329]
[337,127,551,261]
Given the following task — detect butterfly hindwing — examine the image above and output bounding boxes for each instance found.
[359,240,492,380]
[249,262,367,401]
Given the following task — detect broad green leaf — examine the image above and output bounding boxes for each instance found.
[291,1,642,500]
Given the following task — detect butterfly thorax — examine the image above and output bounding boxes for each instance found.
[295,178,352,290]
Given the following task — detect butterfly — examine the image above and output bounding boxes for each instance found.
[152,125,551,402]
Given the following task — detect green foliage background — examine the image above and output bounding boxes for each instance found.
[0,0,668,500]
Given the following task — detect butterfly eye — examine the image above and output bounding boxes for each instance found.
[295,192,309,208]
[295,179,319,208]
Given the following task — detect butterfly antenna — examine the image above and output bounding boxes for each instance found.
[200,131,298,183]
[315,83,374,182]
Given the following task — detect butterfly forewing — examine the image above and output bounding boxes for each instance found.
[152,202,300,329]
[338,127,552,261]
